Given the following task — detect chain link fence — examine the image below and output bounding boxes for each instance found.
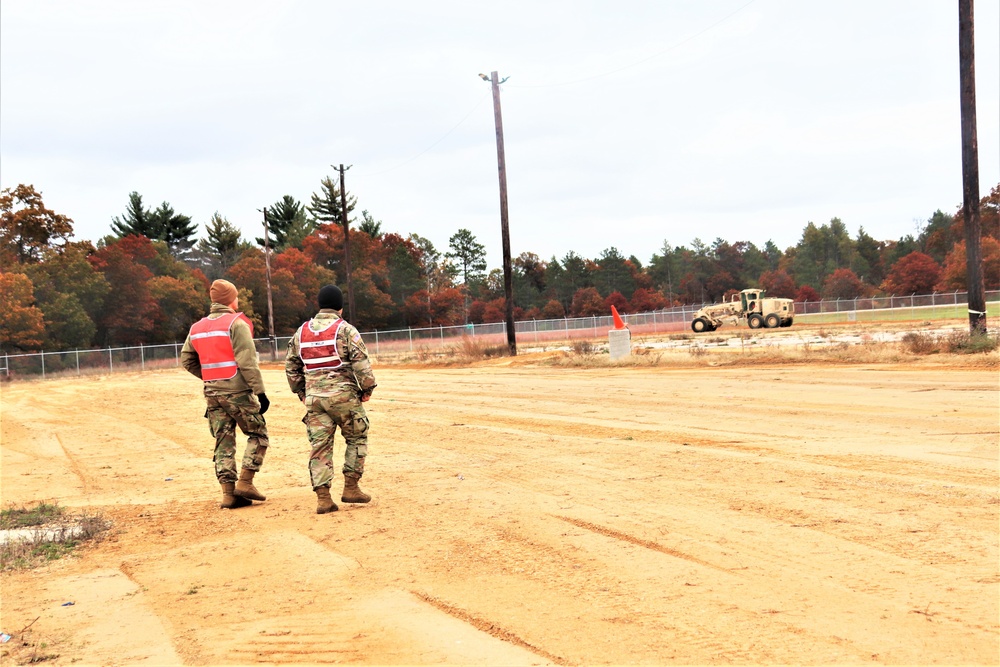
[3,289,997,379]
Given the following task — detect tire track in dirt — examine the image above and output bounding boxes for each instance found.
[412,591,568,665]
[553,515,731,573]
[53,431,89,496]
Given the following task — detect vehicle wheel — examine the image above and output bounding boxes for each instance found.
[691,317,710,333]
[764,313,780,328]
[747,313,764,329]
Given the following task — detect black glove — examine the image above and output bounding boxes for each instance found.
[257,393,270,414]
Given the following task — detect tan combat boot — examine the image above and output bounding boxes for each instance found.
[220,482,252,509]
[341,474,371,504]
[234,469,266,501]
[315,486,338,514]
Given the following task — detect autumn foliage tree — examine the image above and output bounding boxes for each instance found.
[880,252,941,295]
[822,268,867,300]
[1,184,74,264]
[88,236,159,345]
[571,287,606,317]
[0,272,45,350]
[935,237,1000,291]
[23,243,109,350]
[759,269,797,298]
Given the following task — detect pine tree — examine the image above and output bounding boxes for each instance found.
[111,192,157,239]
[198,212,248,270]
[149,201,197,255]
[446,228,487,285]
[307,176,356,227]
[258,195,313,249]
[359,210,383,238]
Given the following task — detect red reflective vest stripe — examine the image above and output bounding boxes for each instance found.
[189,312,254,381]
[299,319,345,371]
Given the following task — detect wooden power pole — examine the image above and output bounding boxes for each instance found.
[959,0,986,334]
[336,163,356,323]
[489,71,517,356]
[261,207,277,360]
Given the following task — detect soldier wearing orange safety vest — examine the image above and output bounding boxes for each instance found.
[181,279,270,509]
[285,285,377,514]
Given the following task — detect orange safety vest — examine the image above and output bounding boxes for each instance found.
[299,318,346,371]
[189,312,254,381]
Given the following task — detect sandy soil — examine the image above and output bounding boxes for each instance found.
[1,352,998,665]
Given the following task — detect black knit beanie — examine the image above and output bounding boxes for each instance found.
[318,285,344,311]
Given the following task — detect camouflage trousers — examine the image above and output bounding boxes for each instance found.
[302,394,369,489]
[205,391,269,483]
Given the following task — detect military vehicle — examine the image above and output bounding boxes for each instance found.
[690,288,794,332]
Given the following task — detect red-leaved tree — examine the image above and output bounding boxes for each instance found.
[880,252,941,295]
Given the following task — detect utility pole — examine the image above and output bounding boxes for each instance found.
[958,0,986,334]
[335,163,356,323]
[261,207,277,360]
[487,71,516,356]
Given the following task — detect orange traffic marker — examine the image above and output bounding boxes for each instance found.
[611,305,627,330]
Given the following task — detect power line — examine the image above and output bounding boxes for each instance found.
[354,90,491,177]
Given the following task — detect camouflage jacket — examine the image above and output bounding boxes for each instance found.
[180,304,266,396]
[285,310,377,400]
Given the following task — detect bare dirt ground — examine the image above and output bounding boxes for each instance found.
[1,340,998,665]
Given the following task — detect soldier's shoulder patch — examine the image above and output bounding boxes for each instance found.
[352,332,362,343]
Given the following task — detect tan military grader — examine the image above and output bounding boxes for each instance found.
[690,288,795,332]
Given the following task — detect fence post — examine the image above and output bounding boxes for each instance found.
[109,347,113,373]
[41,352,45,379]
[3,352,8,377]
[175,343,179,366]
[408,328,413,352]
[374,330,379,356]
[76,349,80,375]
[140,343,145,371]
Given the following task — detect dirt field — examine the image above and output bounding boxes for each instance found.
[1,347,998,664]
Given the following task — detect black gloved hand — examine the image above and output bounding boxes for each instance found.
[257,393,270,414]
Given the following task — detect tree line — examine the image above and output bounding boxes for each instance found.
[1,177,998,353]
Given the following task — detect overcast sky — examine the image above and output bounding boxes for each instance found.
[2,0,998,270]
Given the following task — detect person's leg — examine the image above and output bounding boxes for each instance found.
[207,396,250,508]
[231,392,269,501]
[304,396,339,513]
[340,403,371,504]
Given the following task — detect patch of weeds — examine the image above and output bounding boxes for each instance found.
[901,331,939,355]
[186,585,203,595]
[945,330,999,354]
[453,336,509,360]
[0,502,110,572]
[0,618,59,664]
[0,503,64,529]
[689,345,707,357]
[571,340,595,356]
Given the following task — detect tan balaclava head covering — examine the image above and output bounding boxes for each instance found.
[209,279,238,306]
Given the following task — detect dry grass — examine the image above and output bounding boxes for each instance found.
[534,330,999,370]
[0,502,111,572]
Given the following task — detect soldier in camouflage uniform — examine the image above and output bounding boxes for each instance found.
[285,285,377,514]
[181,279,270,509]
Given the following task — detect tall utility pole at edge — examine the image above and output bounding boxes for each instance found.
[261,207,277,360]
[958,0,986,334]
[489,71,517,356]
[335,163,356,323]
